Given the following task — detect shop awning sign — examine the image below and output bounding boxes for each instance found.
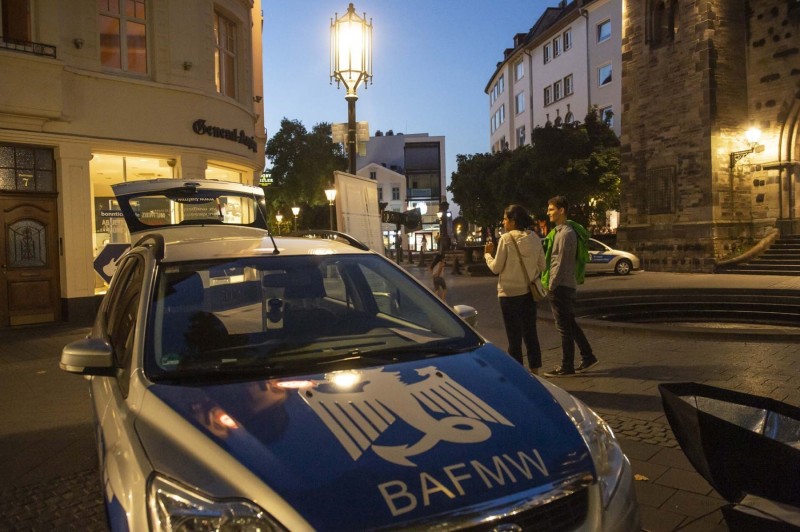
[93,243,130,284]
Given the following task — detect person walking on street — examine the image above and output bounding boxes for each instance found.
[420,235,428,253]
[484,205,546,375]
[542,196,598,377]
[429,252,447,301]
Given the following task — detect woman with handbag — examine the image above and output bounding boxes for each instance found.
[484,204,546,374]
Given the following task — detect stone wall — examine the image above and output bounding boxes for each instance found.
[618,0,800,272]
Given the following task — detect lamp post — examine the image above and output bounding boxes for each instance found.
[325,187,337,230]
[275,213,283,235]
[439,200,450,251]
[331,3,373,174]
[291,206,300,231]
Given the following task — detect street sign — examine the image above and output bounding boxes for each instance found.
[381,210,404,225]
[93,243,130,284]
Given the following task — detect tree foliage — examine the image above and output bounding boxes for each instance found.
[264,118,347,227]
[448,108,620,231]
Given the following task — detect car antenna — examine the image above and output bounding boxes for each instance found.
[268,227,280,254]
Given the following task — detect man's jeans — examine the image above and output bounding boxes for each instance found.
[499,294,542,369]
[548,285,593,370]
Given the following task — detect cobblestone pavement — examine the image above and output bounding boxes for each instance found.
[0,469,106,531]
[0,269,798,531]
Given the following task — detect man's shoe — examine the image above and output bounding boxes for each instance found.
[576,357,599,373]
[543,366,576,377]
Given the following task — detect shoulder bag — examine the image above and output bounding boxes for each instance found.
[509,234,547,301]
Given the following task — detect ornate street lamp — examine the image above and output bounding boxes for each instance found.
[275,213,283,235]
[729,127,762,169]
[291,206,300,231]
[325,187,338,230]
[331,3,373,174]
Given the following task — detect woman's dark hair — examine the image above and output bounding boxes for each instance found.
[430,252,444,270]
[504,204,533,230]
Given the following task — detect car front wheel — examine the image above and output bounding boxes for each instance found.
[614,259,633,275]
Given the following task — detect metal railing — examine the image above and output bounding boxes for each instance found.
[0,35,57,58]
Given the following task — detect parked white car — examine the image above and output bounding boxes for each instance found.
[587,238,641,275]
[60,179,639,531]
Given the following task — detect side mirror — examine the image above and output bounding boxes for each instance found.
[453,305,478,327]
[60,337,115,376]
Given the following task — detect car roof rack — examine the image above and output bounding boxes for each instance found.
[286,230,370,251]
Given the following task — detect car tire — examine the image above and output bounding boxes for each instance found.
[614,259,632,275]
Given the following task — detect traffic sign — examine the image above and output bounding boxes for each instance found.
[93,243,130,284]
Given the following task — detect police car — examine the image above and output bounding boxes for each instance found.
[60,179,639,531]
[587,238,641,276]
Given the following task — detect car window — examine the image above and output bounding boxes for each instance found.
[588,239,607,252]
[105,255,144,396]
[145,255,480,379]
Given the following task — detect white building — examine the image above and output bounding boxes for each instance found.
[487,0,621,153]
[356,131,448,251]
[0,0,265,327]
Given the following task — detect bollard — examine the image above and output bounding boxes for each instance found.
[451,256,462,275]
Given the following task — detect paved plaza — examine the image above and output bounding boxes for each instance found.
[0,269,798,531]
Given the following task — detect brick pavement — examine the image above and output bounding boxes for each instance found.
[0,270,798,531]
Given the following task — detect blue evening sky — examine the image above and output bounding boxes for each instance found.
[262,1,554,185]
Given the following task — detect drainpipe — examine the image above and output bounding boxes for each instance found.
[523,48,533,141]
[581,6,591,116]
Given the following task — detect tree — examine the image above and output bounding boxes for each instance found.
[264,118,347,228]
[448,151,510,242]
[449,108,620,233]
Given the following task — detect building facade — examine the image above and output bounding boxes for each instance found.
[0,0,265,327]
[617,0,800,271]
[356,130,448,250]
[487,0,622,154]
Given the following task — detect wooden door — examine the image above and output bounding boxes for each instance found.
[0,194,61,327]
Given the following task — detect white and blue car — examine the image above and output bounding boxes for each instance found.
[61,179,640,531]
[587,238,641,276]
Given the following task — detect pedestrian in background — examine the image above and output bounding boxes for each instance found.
[542,195,598,377]
[429,252,447,301]
[420,235,428,253]
[484,204,546,374]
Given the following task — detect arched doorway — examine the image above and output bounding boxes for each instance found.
[774,99,800,235]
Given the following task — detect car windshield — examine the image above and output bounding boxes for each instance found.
[145,254,481,380]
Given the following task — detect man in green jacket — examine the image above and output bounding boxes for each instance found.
[542,196,598,377]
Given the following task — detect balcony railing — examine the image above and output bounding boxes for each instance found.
[0,35,57,58]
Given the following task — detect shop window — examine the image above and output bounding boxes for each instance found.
[98,0,148,74]
[90,154,174,253]
[215,11,237,98]
[206,164,242,183]
[0,144,55,192]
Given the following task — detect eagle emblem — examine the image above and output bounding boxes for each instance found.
[301,366,514,467]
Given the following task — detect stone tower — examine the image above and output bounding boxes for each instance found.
[618,0,800,272]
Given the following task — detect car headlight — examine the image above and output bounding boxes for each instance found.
[543,383,626,508]
[148,474,286,531]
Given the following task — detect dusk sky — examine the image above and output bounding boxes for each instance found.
[262,1,555,188]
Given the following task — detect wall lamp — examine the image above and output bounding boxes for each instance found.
[729,127,762,169]
[253,95,263,103]
[73,38,84,49]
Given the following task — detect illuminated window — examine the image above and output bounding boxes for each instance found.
[214,12,237,98]
[98,0,147,74]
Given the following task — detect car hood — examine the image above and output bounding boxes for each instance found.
[137,344,595,531]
